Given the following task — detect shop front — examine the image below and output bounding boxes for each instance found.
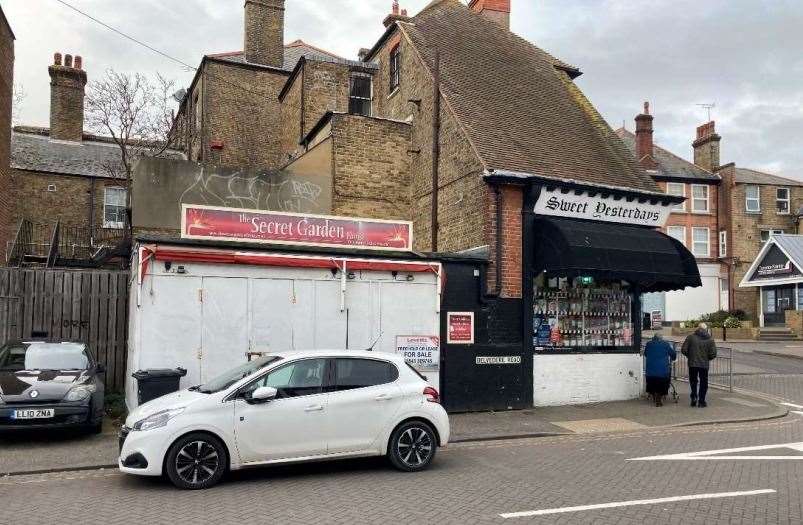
[522,183,701,405]
[740,234,803,327]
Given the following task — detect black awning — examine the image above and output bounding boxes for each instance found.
[533,217,701,293]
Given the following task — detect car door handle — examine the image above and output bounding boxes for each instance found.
[374,394,393,401]
[304,404,324,412]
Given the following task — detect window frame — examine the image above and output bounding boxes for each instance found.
[719,230,727,257]
[103,186,127,229]
[691,227,710,257]
[331,357,399,392]
[666,225,686,246]
[760,229,784,244]
[745,185,761,213]
[237,357,328,401]
[776,187,790,215]
[690,184,710,213]
[388,44,401,94]
[666,182,686,212]
[348,73,373,117]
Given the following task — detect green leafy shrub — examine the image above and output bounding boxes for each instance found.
[723,316,742,328]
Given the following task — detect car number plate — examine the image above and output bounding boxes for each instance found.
[12,409,55,420]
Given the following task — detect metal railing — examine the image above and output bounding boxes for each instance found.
[5,219,127,267]
[643,341,733,392]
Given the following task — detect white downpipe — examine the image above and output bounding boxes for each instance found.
[340,259,347,312]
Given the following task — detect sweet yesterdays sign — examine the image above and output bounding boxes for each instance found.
[534,188,672,227]
[181,204,413,251]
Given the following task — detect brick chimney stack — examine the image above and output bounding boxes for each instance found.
[469,0,511,30]
[634,101,657,169]
[244,0,285,68]
[693,121,721,172]
[48,51,87,142]
[384,1,412,28]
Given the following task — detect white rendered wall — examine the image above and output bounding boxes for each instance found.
[664,263,726,321]
[533,354,643,406]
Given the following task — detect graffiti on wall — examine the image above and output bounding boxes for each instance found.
[132,158,332,232]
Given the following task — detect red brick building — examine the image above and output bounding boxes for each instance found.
[617,105,726,322]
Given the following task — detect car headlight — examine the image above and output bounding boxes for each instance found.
[132,407,185,432]
[63,384,97,402]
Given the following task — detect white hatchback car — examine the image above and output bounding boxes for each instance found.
[119,350,449,489]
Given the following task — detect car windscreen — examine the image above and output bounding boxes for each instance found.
[197,356,281,394]
[0,342,90,371]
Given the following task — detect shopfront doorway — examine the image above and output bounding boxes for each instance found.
[762,286,795,326]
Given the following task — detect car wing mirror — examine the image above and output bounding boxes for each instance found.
[250,386,278,403]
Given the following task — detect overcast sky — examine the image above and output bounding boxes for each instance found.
[3,0,802,179]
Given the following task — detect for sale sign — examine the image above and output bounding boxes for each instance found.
[396,336,440,371]
[447,312,474,345]
[181,204,413,251]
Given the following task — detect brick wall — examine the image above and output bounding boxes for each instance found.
[10,170,125,234]
[372,30,487,255]
[718,164,803,320]
[303,61,350,138]
[657,180,722,261]
[0,11,12,262]
[330,113,411,220]
[279,71,303,161]
[484,184,523,298]
[198,60,288,169]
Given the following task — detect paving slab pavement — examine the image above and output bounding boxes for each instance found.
[450,387,788,442]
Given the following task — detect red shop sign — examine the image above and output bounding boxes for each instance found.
[181,205,413,251]
[447,312,474,345]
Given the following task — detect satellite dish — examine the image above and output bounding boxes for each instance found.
[171,88,188,103]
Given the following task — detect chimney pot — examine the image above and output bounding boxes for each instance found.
[401,8,408,16]
[392,1,400,15]
[634,101,656,169]
[469,0,511,30]
[693,120,721,171]
[48,52,88,142]
[244,0,286,68]
[74,55,82,70]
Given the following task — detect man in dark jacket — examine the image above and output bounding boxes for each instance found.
[681,322,717,407]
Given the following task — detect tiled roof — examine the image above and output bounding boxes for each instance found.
[11,127,183,178]
[615,128,719,182]
[402,0,659,193]
[208,40,344,72]
[734,167,803,187]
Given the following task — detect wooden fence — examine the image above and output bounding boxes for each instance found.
[0,268,129,391]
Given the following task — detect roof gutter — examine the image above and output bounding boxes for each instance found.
[483,169,685,205]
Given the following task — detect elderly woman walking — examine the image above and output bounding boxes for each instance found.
[644,332,677,406]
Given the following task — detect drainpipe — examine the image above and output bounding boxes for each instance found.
[495,184,503,295]
[430,49,441,252]
[88,178,96,244]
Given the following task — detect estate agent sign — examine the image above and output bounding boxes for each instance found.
[396,336,440,371]
[182,204,413,251]
[534,188,672,227]
[447,312,474,344]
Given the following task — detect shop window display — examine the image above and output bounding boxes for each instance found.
[533,275,634,352]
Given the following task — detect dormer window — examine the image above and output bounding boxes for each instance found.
[349,74,373,117]
[389,44,401,93]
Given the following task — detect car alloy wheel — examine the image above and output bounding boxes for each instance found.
[389,421,436,472]
[166,433,227,490]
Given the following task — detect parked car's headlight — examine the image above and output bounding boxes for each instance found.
[63,384,97,402]
[132,407,185,432]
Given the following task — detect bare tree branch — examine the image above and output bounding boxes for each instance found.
[85,69,180,215]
